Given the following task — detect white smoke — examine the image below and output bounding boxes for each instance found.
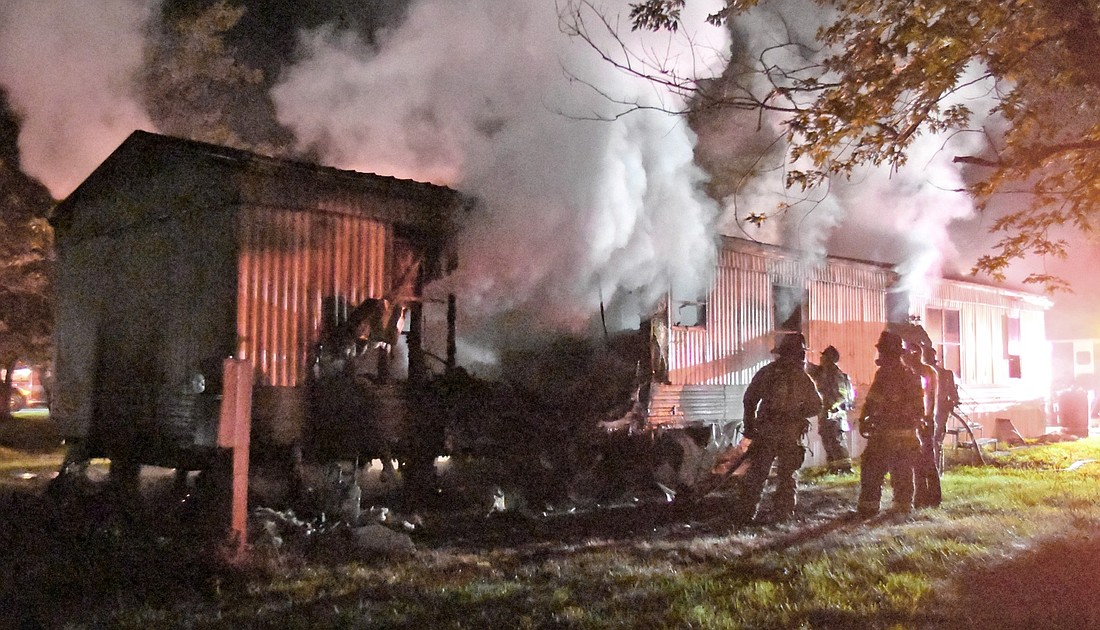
[707,0,998,292]
[271,0,729,350]
[0,0,157,199]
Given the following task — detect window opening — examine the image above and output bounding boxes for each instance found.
[926,307,961,375]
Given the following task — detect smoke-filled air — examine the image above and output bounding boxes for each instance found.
[0,0,731,365]
[0,0,157,197]
[703,0,998,293]
[270,0,730,353]
[0,0,1081,355]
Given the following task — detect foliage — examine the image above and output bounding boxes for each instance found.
[0,90,53,414]
[143,1,281,154]
[566,0,1100,290]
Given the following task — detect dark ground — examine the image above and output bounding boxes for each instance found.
[0,410,861,628]
[7,411,1100,629]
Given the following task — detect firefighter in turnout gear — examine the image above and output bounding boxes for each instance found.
[732,332,823,524]
[807,346,856,475]
[928,345,959,475]
[855,331,925,517]
[908,341,942,508]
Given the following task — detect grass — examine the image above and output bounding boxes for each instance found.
[8,438,1100,628]
[0,446,64,471]
[0,408,64,472]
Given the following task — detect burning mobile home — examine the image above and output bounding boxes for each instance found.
[49,131,468,478]
[646,236,1053,465]
[46,131,1055,503]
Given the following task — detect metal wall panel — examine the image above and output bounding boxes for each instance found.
[659,238,1053,437]
[236,205,391,387]
[807,278,888,389]
[911,280,1051,394]
[906,280,1052,436]
[667,240,893,393]
[647,383,740,426]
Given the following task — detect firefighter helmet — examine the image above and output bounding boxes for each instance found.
[771,332,808,357]
[874,331,905,357]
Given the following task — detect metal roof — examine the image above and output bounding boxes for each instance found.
[51,130,469,233]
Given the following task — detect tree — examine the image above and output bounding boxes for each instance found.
[0,91,53,418]
[562,0,1100,290]
[143,0,286,154]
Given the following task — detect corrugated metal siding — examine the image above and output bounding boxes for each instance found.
[906,280,1052,436]
[646,383,744,448]
[237,205,391,387]
[808,275,888,389]
[647,383,739,426]
[911,280,1050,393]
[668,241,893,392]
[659,238,1053,440]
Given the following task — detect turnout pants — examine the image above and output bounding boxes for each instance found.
[857,429,919,514]
[818,411,852,472]
[733,433,806,522]
[914,419,942,508]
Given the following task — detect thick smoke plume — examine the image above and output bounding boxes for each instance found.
[271,1,729,357]
[0,0,157,198]
[699,0,1097,337]
[2,0,1084,347]
[690,0,1034,301]
[704,0,993,293]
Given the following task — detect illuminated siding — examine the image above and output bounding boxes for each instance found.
[807,265,892,389]
[909,279,1053,436]
[236,205,390,388]
[654,237,1053,449]
[667,238,892,391]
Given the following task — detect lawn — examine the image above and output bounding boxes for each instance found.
[4,438,1100,629]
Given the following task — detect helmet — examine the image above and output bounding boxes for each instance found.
[875,331,904,357]
[922,344,937,363]
[821,345,840,363]
[772,332,808,357]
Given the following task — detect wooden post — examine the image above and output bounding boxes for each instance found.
[408,266,425,384]
[446,293,457,372]
[217,358,253,560]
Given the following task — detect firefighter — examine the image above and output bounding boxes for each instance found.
[732,332,823,524]
[905,340,941,509]
[854,331,925,517]
[807,345,856,475]
[927,346,959,476]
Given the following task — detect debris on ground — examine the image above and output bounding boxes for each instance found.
[1034,430,1081,444]
[349,522,416,556]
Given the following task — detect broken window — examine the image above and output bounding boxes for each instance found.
[670,284,707,328]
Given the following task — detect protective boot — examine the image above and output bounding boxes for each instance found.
[853,500,880,519]
[772,477,797,521]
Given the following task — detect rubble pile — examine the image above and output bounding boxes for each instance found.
[443,332,661,510]
[252,467,418,559]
